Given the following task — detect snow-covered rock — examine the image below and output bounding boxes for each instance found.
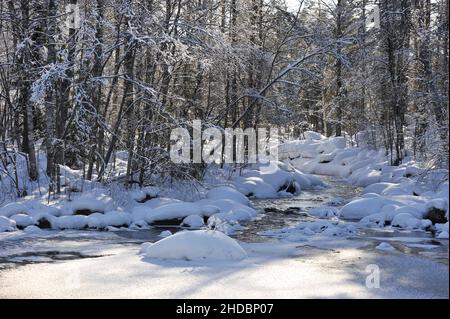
[317,137,346,154]
[197,198,257,222]
[23,225,43,233]
[146,202,203,224]
[436,222,449,233]
[376,242,396,251]
[0,203,29,218]
[55,215,88,229]
[141,197,183,209]
[359,213,387,228]
[207,216,243,235]
[363,183,397,195]
[131,186,160,202]
[234,176,278,198]
[140,230,247,261]
[340,197,386,220]
[391,213,431,230]
[303,131,324,141]
[87,211,132,229]
[426,198,448,212]
[308,206,339,218]
[32,213,57,229]
[131,189,258,227]
[206,186,251,206]
[65,192,114,215]
[242,165,296,193]
[0,216,16,232]
[437,231,449,239]
[9,213,34,228]
[435,222,449,239]
[261,220,357,239]
[318,152,336,163]
[159,230,172,237]
[181,215,205,229]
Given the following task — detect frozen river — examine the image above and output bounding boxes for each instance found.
[0,176,448,298]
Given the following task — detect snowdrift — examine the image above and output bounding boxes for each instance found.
[140,230,247,261]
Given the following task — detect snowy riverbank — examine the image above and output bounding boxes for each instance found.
[0,132,448,298]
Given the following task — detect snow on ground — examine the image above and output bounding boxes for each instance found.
[0,158,324,234]
[0,133,447,298]
[0,132,447,240]
[0,183,257,234]
[0,237,447,298]
[11,132,447,236]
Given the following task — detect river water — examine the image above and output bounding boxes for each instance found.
[0,176,448,269]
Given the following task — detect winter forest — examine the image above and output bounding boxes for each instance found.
[0,0,449,299]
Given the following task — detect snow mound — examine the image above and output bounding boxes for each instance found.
[303,131,324,141]
[206,186,251,206]
[0,203,29,218]
[340,197,386,220]
[261,220,357,239]
[65,190,114,215]
[391,213,431,230]
[196,199,257,222]
[207,216,243,235]
[87,211,132,229]
[376,242,396,251]
[145,202,203,223]
[363,183,397,195]
[308,206,339,218]
[141,230,247,261]
[181,215,205,229]
[10,214,34,228]
[435,222,449,237]
[0,216,16,232]
[55,215,88,229]
[232,161,324,199]
[23,225,43,233]
[282,135,437,193]
[130,186,160,202]
[437,231,449,239]
[159,230,172,237]
[233,175,278,198]
[130,188,258,228]
[359,213,387,228]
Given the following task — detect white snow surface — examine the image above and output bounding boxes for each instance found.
[141,230,247,261]
[206,186,251,206]
[181,215,205,229]
[376,242,396,251]
[0,216,16,232]
[0,238,447,298]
